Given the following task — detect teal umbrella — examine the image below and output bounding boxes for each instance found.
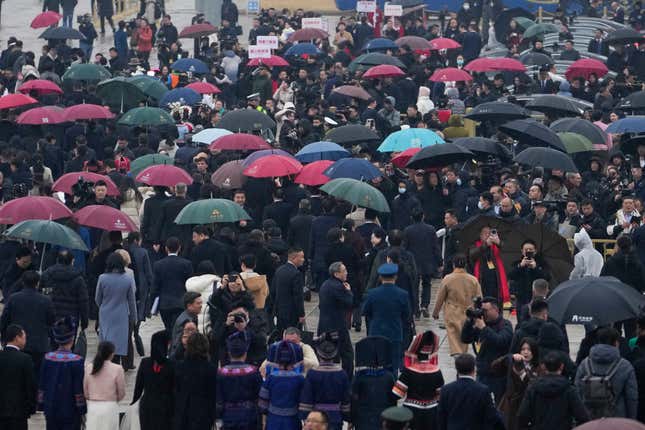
[523,23,560,39]
[130,154,174,176]
[174,199,251,224]
[377,128,445,152]
[97,77,147,113]
[62,63,112,82]
[118,107,176,127]
[127,76,169,102]
[557,132,594,154]
[320,178,390,212]
[513,17,536,30]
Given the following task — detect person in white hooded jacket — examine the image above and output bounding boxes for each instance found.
[185,260,220,334]
[416,86,435,116]
[570,228,604,279]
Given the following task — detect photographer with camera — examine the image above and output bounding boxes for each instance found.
[509,239,548,318]
[607,195,642,238]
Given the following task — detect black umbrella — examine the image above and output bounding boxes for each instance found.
[217,109,276,132]
[550,118,609,147]
[495,8,535,43]
[605,28,645,45]
[39,26,86,40]
[525,95,584,117]
[499,119,567,152]
[619,135,645,156]
[514,147,578,172]
[325,124,380,145]
[406,143,473,169]
[348,53,407,73]
[547,277,645,326]
[451,137,512,161]
[615,91,645,111]
[519,52,554,67]
[464,101,530,123]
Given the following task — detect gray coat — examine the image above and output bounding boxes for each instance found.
[96,272,137,356]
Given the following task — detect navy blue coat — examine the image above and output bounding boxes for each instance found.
[362,283,410,342]
[151,255,193,311]
[318,277,353,334]
[309,215,341,271]
[403,221,441,275]
[0,288,55,353]
[436,377,503,430]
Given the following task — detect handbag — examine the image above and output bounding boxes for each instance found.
[74,330,87,358]
[134,325,145,357]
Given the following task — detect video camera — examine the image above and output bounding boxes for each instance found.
[466,297,484,319]
[71,177,94,202]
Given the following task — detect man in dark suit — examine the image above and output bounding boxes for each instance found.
[140,186,169,246]
[158,182,192,252]
[0,324,37,430]
[151,237,193,331]
[270,247,305,335]
[309,198,341,290]
[262,188,294,238]
[437,353,503,430]
[533,67,557,94]
[125,232,154,322]
[0,271,55,382]
[190,225,232,276]
[587,30,609,57]
[287,199,314,259]
[461,23,482,62]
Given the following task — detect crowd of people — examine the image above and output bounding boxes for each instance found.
[0,0,645,429]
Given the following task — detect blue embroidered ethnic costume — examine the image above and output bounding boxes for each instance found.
[299,362,351,430]
[216,362,263,430]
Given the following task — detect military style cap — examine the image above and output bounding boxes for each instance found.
[377,263,398,276]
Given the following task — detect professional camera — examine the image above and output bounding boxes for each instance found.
[466,297,484,319]
[71,177,94,202]
[232,312,246,323]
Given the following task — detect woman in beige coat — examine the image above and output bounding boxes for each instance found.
[432,254,482,355]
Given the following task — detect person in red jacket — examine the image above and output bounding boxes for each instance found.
[136,19,154,65]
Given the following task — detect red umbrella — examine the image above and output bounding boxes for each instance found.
[64,104,114,121]
[179,23,218,38]
[429,67,473,82]
[0,196,72,224]
[0,94,38,110]
[391,147,422,168]
[288,28,329,41]
[52,172,120,196]
[31,11,62,29]
[428,37,461,50]
[73,205,138,232]
[363,64,406,79]
[247,55,290,67]
[186,81,221,94]
[16,106,66,125]
[18,79,63,95]
[332,85,372,100]
[294,160,334,186]
[565,58,609,80]
[209,133,271,151]
[395,36,432,51]
[464,57,526,72]
[243,155,303,178]
[136,165,194,187]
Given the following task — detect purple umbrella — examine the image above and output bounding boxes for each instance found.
[242,149,294,167]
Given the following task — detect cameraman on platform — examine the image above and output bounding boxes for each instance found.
[78,14,98,60]
[460,296,512,403]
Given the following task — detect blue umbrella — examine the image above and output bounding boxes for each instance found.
[285,43,321,57]
[323,158,382,180]
[606,116,645,134]
[159,87,202,107]
[170,58,210,74]
[242,149,294,167]
[362,38,398,52]
[295,141,350,163]
[377,128,445,153]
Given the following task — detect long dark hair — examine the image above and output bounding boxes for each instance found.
[105,252,126,274]
[92,341,115,375]
[519,337,540,367]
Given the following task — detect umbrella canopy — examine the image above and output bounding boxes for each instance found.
[39,26,85,40]
[3,219,88,251]
[192,128,233,145]
[17,79,63,95]
[619,135,645,156]
[362,38,398,52]
[320,178,390,212]
[218,109,276,132]
[362,64,406,79]
[127,76,169,101]
[288,28,329,41]
[464,101,530,122]
[295,141,350,163]
[285,43,322,57]
[395,36,431,51]
[247,55,289,67]
[406,143,474,169]
[73,205,138,232]
[565,58,608,81]
[550,118,610,148]
[525,95,584,117]
[209,133,271,151]
[499,119,566,152]
[16,106,66,125]
[348,53,406,72]
[31,11,62,28]
[428,37,461,50]
[548,277,645,326]
[0,94,38,110]
[186,81,221,94]
[170,58,209,74]
[378,128,444,152]
[63,104,114,121]
[391,147,421,168]
[136,165,193,187]
[159,87,201,107]
[243,155,303,178]
[323,158,382,181]
[130,153,174,176]
[574,418,645,430]
[174,198,251,224]
[605,28,645,45]
[326,124,380,145]
[464,57,526,73]
[606,117,645,134]
[514,147,578,172]
[332,85,371,100]
[557,132,595,154]
[523,22,559,39]
[451,137,512,161]
[0,196,72,224]
[52,172,120,196]
[519,51,554,66]
[616,91,645,111]
[294,160,334,186]
[513,17,536,29]
[62,63,111,82]
[242,149,294,167]
[429,67,472,82]
[117,107,175,127]
[96,77,147,112]
[211,160,246,190]
[494,7,534,42]
[178,23,218,39]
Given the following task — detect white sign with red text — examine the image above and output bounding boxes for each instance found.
[302,17,324,29]
[357,1,377,12]
[257,36,279,49]
[384,2,403,16]
[248,45,272,58]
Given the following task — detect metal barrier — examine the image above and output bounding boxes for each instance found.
[567,238,617,261]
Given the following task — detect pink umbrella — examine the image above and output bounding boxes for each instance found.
[31,11,62,29]
[429,67,473,82]
[332,85,372,100]
[179,23,218,38]
[16,106,66,125]
[295,160,334,186]
[209,134,271,151]
[464,57,526,72]
[73,205,138,232]
[52,172,120,196]
[428,37,461,50]
[186,81,221,94]
[363,65,406,79]
[565,58,609,81]
[0,94,38,110]
[391,147,422,168]
[247,56,290,67]
[136,165,194,187]
[17,79,63,95]
[288,28,329,42]
[243,155,303,178]
[64,104,114,121]
[0,196,72,224]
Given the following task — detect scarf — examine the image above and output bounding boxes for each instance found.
[473,241,510,305]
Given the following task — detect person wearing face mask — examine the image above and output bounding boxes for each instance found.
[457,3,474,27]
[391,181,422,230]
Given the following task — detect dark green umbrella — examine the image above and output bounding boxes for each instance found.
[174,199,251,224]
[127,76,169,102]
[320,178,390,212]
[513,17,535,30]
[130,154,174,176]
[523,23,559,39]
[557,132,594,154]
[118,107,175,127]
[97,77,147,113]
[62,63,112,82]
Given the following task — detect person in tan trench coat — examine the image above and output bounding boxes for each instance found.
[432,254,482,355]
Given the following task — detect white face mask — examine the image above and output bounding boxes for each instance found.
[398,187,407,194]
[456,178,462,186]
[463,3,470,9]
[477,201,485,210]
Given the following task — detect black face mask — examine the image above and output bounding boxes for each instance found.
[499,210,514,218]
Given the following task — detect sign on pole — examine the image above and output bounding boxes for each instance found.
[356,1,377,12]
[248,45,272,59]
[257,35,279,49]
[302,17,324,29]
[384,2,403,16]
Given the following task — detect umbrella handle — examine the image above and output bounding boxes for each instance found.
[39,242,47,274]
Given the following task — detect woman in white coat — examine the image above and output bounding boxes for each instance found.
[185,260,219,334]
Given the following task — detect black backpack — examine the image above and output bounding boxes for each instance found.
[581,358,621,419]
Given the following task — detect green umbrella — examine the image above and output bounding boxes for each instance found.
[513,17,536,30]
[174,199,251,224]
[97,77,147,113]
[130,154,174,176]
[523,23,560,39]
[127,76,169,102]
[320,178,390,212]
[557,132,595,154]
[62,63,112,82]
[118,107,176,127]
